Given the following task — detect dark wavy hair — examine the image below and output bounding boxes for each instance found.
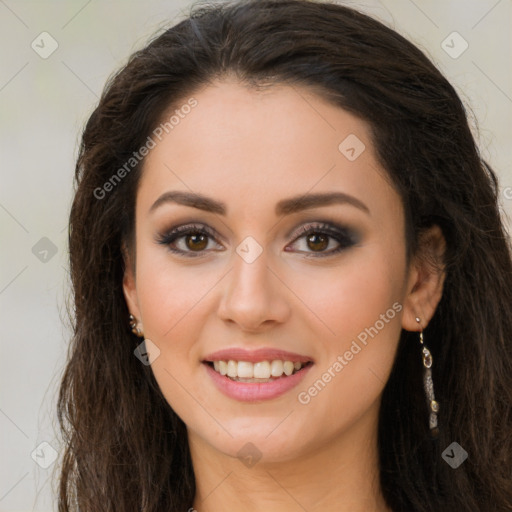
[57,0,512,510]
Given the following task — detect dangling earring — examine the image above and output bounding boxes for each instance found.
[416,317,439,437]
[129,314,144,338]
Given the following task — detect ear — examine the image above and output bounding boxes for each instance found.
[122,242,142,321]
[401,225,446,331]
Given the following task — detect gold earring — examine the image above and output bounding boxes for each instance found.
[129,314,144,338]
[416,317,439,437]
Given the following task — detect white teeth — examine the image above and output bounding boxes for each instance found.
[283,361,294,376]
[237,361,253,378]
[253,361,270,379]
[270,360,284,376]
[210,359,307,379]
[227,360,237,378]
[218,360,228,375]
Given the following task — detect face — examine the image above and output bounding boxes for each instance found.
[123,79,424,464]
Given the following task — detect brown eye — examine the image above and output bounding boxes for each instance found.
[156,224,222,257]
[157,221,358,258]
[185,233,209,251]
[306,233,329,252]
[286,222,358,257]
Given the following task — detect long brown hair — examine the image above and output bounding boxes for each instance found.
[57,1,512,510]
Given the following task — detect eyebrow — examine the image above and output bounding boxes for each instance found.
[149,190,370,216]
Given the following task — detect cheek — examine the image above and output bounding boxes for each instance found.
[133,242,230,401]
[287,242,405,348]
[290,246,405,420]
[134,251,219,423]
[134,229,216,332]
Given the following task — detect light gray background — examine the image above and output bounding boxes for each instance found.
[1,0,510,510]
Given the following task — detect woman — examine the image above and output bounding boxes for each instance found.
[57,0,512,510]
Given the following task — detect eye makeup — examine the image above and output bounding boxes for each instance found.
[154,220,360,259]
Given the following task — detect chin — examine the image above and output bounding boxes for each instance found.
[192,419,313,465]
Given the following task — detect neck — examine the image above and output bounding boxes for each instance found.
[189,404,391,512]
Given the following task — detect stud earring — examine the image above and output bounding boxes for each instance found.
[129,314,144,338]
[416,317,439,437]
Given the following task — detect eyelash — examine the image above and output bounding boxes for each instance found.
[155,222,358,258]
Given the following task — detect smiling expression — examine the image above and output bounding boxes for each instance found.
[123,78,414,462]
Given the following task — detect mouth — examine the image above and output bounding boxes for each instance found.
[203,359,314,382]
[201,348,315,401]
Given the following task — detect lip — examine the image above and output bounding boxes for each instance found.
[202,347,314,364]
[203,361,314,402]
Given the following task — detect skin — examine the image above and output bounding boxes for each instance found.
[123,78,446,512]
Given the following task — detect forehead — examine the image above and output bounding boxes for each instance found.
[136,79,401,223]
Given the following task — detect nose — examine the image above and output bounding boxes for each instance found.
[216,248,291,333]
